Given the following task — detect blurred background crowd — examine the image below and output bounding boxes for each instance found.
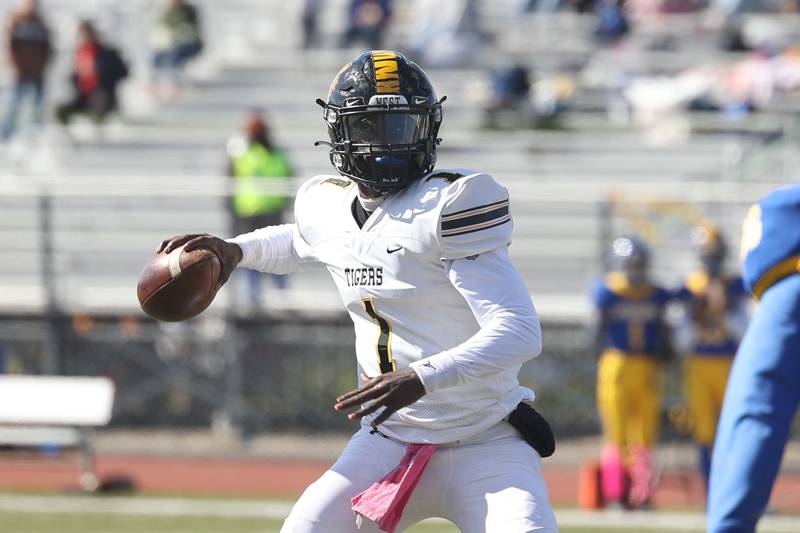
[0,0,799,506]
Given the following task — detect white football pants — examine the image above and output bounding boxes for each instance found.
[280,422,559,533]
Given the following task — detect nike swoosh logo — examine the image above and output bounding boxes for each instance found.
[386,246,402,254]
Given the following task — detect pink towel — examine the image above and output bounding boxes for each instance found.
[351,443,438,532]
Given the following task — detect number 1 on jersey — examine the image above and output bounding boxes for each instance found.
[362,297,396,374]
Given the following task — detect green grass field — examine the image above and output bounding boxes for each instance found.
[0,511,703,533]
[2,493,798,533]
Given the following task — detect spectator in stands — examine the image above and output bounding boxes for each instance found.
[673,225,750,490]
[407,0,485,68]
[482,65,573,130]
[226,110,294,309]
[301,0,323,48]
[55,21,128,127]
[482,64,532,128]
[1,0,51,142]
[569,0,595,12]
[340,0,392,49]
[593,0,629,45]
[591,236,673,509]
[719,17,749,52]
[150,0,203,100]
[520,0,563,12]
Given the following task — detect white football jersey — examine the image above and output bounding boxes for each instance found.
[289,169,536,444]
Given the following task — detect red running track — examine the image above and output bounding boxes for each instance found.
[0,454,799,512]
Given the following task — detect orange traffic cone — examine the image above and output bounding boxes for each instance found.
[578,459,604,510]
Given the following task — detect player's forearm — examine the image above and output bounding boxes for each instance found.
[410,248,542,392]
[226,223,307,274]
[410,310,542,392]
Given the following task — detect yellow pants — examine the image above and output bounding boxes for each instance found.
[684,355,733,446]
[597,350,664,453]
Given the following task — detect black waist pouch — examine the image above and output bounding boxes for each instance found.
[507,401,555,458]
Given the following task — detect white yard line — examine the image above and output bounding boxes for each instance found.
[555,509,800,532]
[0,494,799,532]
[0,494,292,518]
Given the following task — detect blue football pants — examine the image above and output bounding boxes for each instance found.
[708,275,800,533]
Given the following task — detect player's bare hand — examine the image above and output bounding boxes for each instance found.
[334,369,426,427]
[157,233,243,289]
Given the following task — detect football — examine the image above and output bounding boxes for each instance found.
[137,245,222,322]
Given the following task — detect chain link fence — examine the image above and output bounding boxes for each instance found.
[0,313,601,436]
[6,311,770,440]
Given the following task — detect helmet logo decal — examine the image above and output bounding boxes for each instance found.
[372,50,400,93]
[328,62,352,97]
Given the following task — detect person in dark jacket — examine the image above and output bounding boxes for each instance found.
[593,0,629,44]
[55,20,128,126]
[151,0,202,98]
[1,0,51,141]
[340,0,392,49]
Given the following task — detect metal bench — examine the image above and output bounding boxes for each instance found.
[0,375,115,491]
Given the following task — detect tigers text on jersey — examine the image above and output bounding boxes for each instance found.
[232,169,540,444]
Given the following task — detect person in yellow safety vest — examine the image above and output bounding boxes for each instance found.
[227,110,293,309]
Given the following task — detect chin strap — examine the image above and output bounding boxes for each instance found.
[358,191,388,212]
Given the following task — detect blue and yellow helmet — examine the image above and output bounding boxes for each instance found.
[691,224,727,275]
[611,236,650,282]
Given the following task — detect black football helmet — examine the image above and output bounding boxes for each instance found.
[315,50,445,194]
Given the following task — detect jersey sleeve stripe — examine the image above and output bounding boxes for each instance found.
[441,199,509,220]
[441,215,511,237]
[441,204,510,231]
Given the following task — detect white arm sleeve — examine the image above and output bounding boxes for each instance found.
[409,246,543,392]
[226,223,319,275]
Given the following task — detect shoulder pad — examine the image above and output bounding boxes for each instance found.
[295,175,352,245]
[436,172,512,260]
[426,171,464,183]
[593,279,616,308]
[685,270,709,295]
[321,177,353,188]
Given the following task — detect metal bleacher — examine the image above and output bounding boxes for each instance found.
[0,0,797,321]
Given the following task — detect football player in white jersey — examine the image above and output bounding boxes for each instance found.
[159,50,558,533]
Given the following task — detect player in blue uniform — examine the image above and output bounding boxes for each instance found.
[708,185,800,532]
[592,236,673,508]
[673,225,749,488]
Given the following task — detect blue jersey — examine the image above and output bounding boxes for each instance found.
[676,271,748,356]
[593,272,672,355]
[741,184,800,300]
